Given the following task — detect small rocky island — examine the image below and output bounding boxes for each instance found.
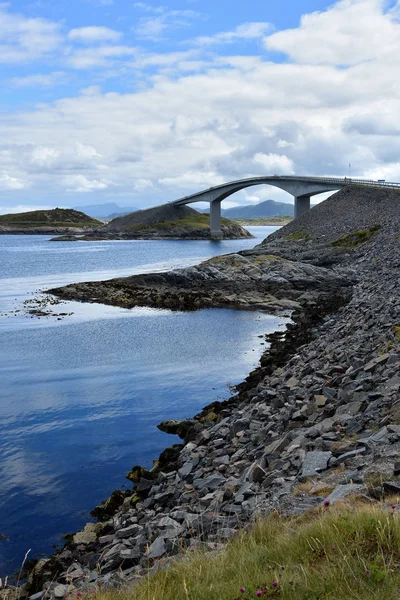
[51,204,251,241]
[0,208,101,235]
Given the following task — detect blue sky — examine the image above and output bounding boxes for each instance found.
[1,0,400,211]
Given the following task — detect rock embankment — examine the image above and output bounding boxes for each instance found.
[23,186,400,598]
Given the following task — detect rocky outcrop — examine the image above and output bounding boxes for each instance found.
[22,186,400,598]
[0,226,96,236]
[49,252,352,313]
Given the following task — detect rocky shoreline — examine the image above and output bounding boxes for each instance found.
[0,226,98,236]
[50,222,252,241]
[10,186,400,599]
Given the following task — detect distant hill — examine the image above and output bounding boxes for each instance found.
[0,208,101,228]
[52,203,251,240]
[221,199,294,219]
[103,203,199,232]
[73,203,139,219]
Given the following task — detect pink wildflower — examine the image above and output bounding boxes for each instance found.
[240,587,246,593]
[323,499,330,507]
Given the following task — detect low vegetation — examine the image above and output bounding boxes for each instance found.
[0,208,101,228]
[285,231,311,241]
[332,226,381,248]
[76,500,400,600]
[126,214,233,231]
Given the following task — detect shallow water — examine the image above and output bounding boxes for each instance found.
[0,227,287,576]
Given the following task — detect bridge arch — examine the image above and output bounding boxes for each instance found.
[172,175,398,237]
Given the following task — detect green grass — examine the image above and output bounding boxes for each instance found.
[332,226,381,248]
[127,214,234,232]
[285,231,311,241]
[0,208,101,228]
[80,501,400,600]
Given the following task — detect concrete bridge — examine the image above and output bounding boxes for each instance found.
[172,175,400,238]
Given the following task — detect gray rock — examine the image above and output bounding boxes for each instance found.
[147,536,166,559]
[301,451,332,478]
[329,447,366,467]
[178,462,194,478]
[364,354,390,372]
[115,524,140,539]
[157,516,181,530]
[193,474,226,491]
[367,426,389,444]
[324,484,363,504]
[53,585,71,599]
[120,548,140,561]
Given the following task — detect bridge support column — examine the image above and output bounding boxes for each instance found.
[210,200,222,239]
[294,194,311,218]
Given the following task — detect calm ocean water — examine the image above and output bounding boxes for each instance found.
[0,227,288,576]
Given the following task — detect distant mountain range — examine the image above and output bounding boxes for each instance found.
[221,199,294,219]
[72,203,139,219]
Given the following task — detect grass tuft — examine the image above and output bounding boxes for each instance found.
[285,232,311,241]
[80,501,400,600]
[331,226,381,248]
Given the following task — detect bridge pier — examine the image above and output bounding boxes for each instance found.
[210,200,222,239]
[295,194,311,218]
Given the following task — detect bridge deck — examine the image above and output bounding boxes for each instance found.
[173,175,400,205]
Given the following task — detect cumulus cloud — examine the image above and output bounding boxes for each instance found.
[0,4,62,63]
[264,0,400,66]
[133,179,153,191]
[0,172,26,190]
[66,45,136,69]
[63,175,110,192]
[253,153,295,174]
[68,26,122,43]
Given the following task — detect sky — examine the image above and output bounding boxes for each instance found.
[0,0,399,213]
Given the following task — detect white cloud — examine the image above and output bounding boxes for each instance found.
[11,71,67,87]
[30,146,61,167]
[264,0,400,66]
[63,175,110,192]
[253,153,295,174]
[133,5,201,40]
[133,178,153,191]
[0,173,26,190]
[66,45,136,69]
[68,26,122,43]
[0,5,62,63]
[159,171,225,190]
[193,22,272,46]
